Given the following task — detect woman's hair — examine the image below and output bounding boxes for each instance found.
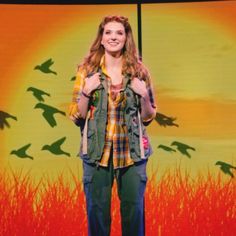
[77,15,151,83]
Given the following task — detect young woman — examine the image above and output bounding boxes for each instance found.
[69,15,157,236]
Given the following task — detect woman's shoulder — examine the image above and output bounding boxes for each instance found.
[76,66,87,78]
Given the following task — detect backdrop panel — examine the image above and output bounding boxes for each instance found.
[0,2,235,235]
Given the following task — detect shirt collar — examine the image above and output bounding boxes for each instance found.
[99,54,131,89]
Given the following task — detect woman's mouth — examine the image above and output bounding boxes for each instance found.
[108,42,119,46]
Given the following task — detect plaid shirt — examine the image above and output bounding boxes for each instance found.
[99,77,134,169]
[69,55,156,169]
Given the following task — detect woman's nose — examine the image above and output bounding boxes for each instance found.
[110,33,117,39]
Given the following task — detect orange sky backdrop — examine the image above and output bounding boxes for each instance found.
[1,2,236,102]
[0,5,87,108]
[0,1,235,109]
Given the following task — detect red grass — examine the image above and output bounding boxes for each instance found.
[0,168,235,236]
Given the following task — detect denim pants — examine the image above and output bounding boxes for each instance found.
[82,155,148,236]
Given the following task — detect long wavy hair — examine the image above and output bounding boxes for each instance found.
[77,15,151,84]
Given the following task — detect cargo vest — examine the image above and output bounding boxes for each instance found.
[78,69,153,164]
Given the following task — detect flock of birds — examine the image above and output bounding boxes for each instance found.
[0,58,236,178]
[154,113,236,178]
[2,59,70,160]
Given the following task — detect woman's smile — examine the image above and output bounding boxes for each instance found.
[109,42,119,45]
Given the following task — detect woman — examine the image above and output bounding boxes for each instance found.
[69,15,156,236]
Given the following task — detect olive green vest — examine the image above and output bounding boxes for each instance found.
[78,70,153,164]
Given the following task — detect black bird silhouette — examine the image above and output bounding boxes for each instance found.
[158,144,176,153]
[10,143,34,160]
[155,112,179,127]
[171,141,195,158]
[34,58,57,75]
[0,110,17,129]
[42,137,70,157]
[70,76,76,81]
[34,103,66,127]
[215,161,236,178]
[27,87,50,102]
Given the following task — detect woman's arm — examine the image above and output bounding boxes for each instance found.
[69,70,101,123]
[130,77,157,124]
[140,89,157,122]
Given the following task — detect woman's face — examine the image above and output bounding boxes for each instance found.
[101,21,126,55]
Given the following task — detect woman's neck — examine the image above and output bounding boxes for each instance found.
[104,52,123,72]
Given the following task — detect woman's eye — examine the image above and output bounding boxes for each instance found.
[104,31,124,35]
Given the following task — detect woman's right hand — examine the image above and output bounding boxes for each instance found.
[83,72,101,95]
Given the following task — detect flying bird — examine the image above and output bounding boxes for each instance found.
[0,110,17,129]
[70,76,76,81]
[215,161,236,178]
[34,58,57,75]
[34,102,66,127]
[155,112,179,127]
[157,144,176,153]
[42,137,70,157]
[10,143,34,160]
[27,87,50,102]
[171,141,195,158]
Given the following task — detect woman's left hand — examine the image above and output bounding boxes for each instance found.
[130,77,148,97]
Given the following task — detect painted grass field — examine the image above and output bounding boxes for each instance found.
[0,168,235,236]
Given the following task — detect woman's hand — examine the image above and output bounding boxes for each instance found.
[83,72,101,95]
[130,77,148,98]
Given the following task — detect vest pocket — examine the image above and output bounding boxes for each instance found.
[87,129,96,157]
[132,127,140,136]
[131,126,141,157]
[87,129,95,138]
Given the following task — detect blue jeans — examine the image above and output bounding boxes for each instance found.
[82,156,148,236]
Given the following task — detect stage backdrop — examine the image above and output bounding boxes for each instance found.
[0,1,236,235]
